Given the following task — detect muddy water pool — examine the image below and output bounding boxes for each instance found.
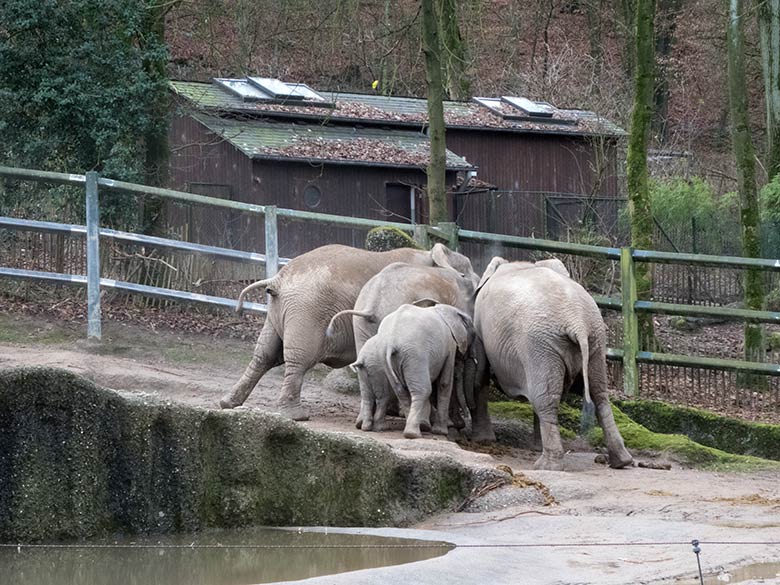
[0,527,452,584]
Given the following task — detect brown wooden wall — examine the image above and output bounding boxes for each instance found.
[168,115,450,258]
[446,130,620,196]
[446,130,622,270]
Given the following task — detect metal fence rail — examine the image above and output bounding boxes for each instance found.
[2,165,780,410]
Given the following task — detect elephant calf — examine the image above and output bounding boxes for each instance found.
[350,304,473,439]
[472,256,633,470]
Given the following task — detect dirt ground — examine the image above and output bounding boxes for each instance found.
[1,310,779,584]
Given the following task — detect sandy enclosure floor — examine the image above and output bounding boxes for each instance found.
[1,313,779,584]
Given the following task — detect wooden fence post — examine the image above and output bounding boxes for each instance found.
[621,247,639,396]
[264,205,279,279]
[413,224,430,249]
[438,221,459,251]
[85,171,101,340]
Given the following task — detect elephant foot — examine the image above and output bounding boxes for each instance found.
[432,423,448,436]
[403,429,422,439]
[450,410,466,430]
[533,453,565,471]
[608,450,634,469]
[219,394,245,409]
[277,401,310,421]
[471,425,496,445]
[373,419,387,432]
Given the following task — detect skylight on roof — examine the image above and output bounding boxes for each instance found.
[213,76,332,106]
[214,78,271,101]
[501,96,557,118]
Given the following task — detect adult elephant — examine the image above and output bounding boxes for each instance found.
[220,243,478,421]
[325,262,476,430]
[470,256,633,471]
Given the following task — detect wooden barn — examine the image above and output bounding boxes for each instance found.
[168,77,624,259]
[169,79,471,258]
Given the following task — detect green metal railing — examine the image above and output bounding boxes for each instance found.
[2,165,780,398]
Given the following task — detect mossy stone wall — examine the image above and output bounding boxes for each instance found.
[0,368,479,542]
[615,399,780,461]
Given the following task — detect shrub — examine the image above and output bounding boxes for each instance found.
[364,226,421,252]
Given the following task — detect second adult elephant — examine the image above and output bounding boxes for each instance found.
[220,243,478,421]
[471,257,633,470]
[325,262,476,429]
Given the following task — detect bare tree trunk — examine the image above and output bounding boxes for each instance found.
[621,0,638,79]
[422,0,448,224]
[586,0,604,91]
[438,0,471,100]
[653,0,683,143]
[758,0,780,180]
[626,0,657,348]
[728,0,766,372]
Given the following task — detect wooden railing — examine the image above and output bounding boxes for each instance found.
[2,165,780,398]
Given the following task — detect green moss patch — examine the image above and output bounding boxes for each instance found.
[488,402,578,440]
[0,367,484,542]
[614,399,780,461]
[489,399,778,471]
[590,406,779,471]
[364,226,421,252]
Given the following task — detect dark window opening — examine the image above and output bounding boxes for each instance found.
[304,184,322,208]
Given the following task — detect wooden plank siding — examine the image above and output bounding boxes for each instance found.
[168,115,458,258]
[446,130,621,269]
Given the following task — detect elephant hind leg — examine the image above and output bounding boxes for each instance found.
[528,362,566,471]
[221,322,283,408]
[589,354,633,469]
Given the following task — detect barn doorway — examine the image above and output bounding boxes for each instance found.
[384,183,417,224]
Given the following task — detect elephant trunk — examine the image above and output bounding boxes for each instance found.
[462,341,481,411]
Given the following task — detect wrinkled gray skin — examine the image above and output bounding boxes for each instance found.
[220,244,478,421]
[325,262,476,430]
[470,256,633,471]
[350,304,473,439]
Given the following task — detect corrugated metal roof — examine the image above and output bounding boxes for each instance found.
[171,81,625,137]
[194,114,473,170]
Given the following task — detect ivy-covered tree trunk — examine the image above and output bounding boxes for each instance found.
[626,0,657,348]
[728,0,766,370]
[422,0,448,225]
[758,0,780,181]
[141,0,172,236]
[437,0,471,100]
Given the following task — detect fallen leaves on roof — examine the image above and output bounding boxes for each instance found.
[260,136,435,166]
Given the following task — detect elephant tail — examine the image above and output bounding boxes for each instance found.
[575,330,596,434]
[236,277,278,315]
[384,346,403,393]
[325,310,376,338]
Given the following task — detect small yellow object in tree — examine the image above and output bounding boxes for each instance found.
[371,80,379,90]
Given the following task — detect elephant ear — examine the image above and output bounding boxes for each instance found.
[535,257,570,278]
[475,256,508,296]
[431,243,462,274]
[437,306,474,354]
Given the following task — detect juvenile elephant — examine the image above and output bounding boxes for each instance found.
[350,304,473,438]
[220,243,478,421]
[325,262,475,427]
[326,262,476,354]
[471,256,633,470]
